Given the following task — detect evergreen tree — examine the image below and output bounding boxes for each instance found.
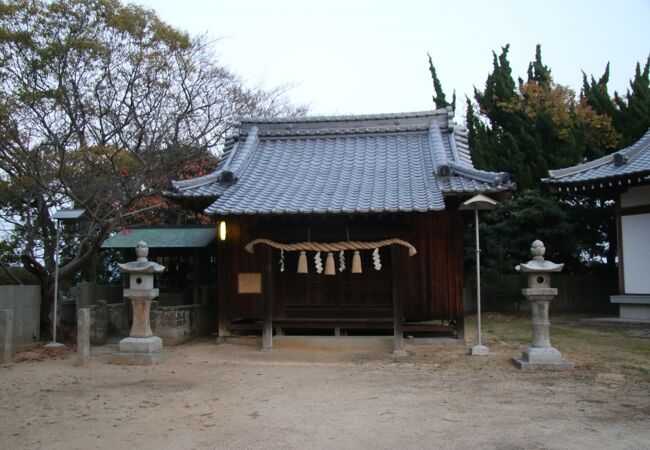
[428,54,455,111]
[429,44,627,308]
[527,44,552,87]
[616,56,650,146]
[580,64,622,158]
[473,45,542,190]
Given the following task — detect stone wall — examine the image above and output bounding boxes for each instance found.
[69,282,122,308]
[153,304,209,346]
[107,302,128,335]
[89,301,108,344]
[68,282,215,345]
[0,285,40,345]
[86,301,209,345]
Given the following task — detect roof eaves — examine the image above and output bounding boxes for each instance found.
[547,128,650,181]
[547,154,614,180]
[171,135,240,192]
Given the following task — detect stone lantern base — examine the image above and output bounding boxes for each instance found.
[512,346,574,370]
[109,298,165,366]
[110,336,165,366]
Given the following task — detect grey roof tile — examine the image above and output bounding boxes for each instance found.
[545,128,650,185]
[168,109,512,215]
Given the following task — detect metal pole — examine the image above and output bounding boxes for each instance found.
[51,219,62,344]
[475,208,482,347]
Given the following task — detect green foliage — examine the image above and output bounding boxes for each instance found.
[581,56,650,151]
[469,45,619,190]
[526,44,552,87]
[615,56,650,147]
[479,190,576,272]
[428,53,455,111]
[431,44,647,309]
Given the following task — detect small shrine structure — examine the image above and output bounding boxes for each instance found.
[544,129,650,322]
[166,109,514,352]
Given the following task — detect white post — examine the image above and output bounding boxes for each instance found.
[1,309,13,364]
[46,220,64,347]
[471,207,488,356]
[475,208,481,346]
[77,307,90,366]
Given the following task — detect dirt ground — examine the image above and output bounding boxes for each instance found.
[1,314,649,450]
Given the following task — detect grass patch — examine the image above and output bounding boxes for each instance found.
[466,313,650,376]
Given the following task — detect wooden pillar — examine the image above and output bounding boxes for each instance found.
[261,246,273,351]
[217,242,230,341]
[456,317,465,341]
[391,245,407,357]
[615,194,625,294]
[192,253,200,305]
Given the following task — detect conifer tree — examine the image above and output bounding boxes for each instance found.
[428,54,455,111]
[527,44,552,87]
[429,44,625,307]
[615,56,650,146]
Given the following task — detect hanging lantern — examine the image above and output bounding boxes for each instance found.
[297,251,308,274]
[325,252,335,275]
[218,221,227,241]
[352,250,362,274]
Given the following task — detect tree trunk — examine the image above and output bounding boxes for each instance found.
[40,277,55,339]
[86,250,99,283]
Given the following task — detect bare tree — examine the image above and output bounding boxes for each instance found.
[0,0,306,332]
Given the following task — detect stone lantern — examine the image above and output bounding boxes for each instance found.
[111,241,165,365]
[512,240,574,369]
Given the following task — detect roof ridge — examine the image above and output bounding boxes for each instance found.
[257,124,430,138]
[427,119,448,168]
[231,127,260,179]
[173,170,221,191]
[547,154,613,179]
[237,109,448,124]
[449,163,511,186]
[621,127,650,162]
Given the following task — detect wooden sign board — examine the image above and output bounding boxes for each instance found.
[238,272,262,294]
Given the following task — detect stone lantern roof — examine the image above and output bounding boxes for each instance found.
[515,240,564,273]
[117,241,165,274]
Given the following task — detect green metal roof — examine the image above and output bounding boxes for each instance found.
[101,227,217,249]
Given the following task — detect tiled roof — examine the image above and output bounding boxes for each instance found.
[545,129,650,187]
[167,108,513,215]
[101,227,216,248]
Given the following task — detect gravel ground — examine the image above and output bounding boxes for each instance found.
[1,315,649,450]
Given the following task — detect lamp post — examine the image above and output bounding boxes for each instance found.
[45,208,86,348]
[460,194,498,356]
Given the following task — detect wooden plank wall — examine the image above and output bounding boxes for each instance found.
[216,212,465,324]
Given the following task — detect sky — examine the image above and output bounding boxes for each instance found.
[118,1,648,118]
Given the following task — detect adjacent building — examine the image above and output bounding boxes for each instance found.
[545,129,650,321]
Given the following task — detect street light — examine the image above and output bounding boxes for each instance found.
[44,208,86,348]
[460,194,498,356]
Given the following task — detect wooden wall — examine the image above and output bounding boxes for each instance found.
[216,212,465,325]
